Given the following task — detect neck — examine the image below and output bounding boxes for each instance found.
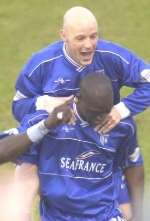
[73,102,88,125]
[63,43,84,68]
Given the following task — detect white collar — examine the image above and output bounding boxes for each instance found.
[73,102,89,127]
[63,43,85,72]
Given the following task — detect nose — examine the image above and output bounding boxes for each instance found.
[84,38,93,49]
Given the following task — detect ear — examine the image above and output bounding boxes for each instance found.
[59,29,66,42]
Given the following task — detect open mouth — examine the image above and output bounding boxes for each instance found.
[80,51,93,60]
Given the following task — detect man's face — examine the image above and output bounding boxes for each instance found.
[77,98,108,127]
[61,21,98,66]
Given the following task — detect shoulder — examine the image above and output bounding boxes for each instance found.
[35,40,64,60]
[29,40,64,64]
[96,39,137,64]
[115,117,136,136]
[21,41,64,77]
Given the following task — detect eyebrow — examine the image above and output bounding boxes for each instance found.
[75,31,98,38]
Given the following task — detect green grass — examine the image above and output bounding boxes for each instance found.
[0,0,150,220]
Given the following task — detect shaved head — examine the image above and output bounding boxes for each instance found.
[60,6,98,66]
[63,6,98,31]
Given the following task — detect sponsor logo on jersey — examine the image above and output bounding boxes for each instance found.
[62,125,75,132]
[54,78,71,85]
[76,150,101,160]
[99,133,109,145]
[60,150,108,175]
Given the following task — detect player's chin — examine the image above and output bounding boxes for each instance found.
[80,55,94,66]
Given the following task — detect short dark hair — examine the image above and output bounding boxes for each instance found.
[79,72,113,113]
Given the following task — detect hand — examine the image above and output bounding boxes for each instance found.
[44,98,75,128]
[36,95,74,113]
[95,106,122,134]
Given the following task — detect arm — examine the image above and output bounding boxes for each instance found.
[115,170,132,221]
[113,118,144,221]
[12,97,37,122]
[0,133,32,164]
[114,42,150,115]
[99,44,150,133]
[12,52,74,122]
[124,165,144,221]
[13,92,73,122]
[123,119,144,221]
[12,54,43,121]
[0,100,73,164]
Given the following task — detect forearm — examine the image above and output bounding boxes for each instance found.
[12,95,74,122]
[0,116,61,164]
[0,102,72,164]
[0,121,48,164]
[122,83,150,116]
[0,134,32,164]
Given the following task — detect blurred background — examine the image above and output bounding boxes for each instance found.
[0,0,150,220]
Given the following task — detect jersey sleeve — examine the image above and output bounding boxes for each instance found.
[125,122,144,167]
[19,110,48,129]
[124,145,143,168]
[0,126,39,165]
[113,43,150,115]
[15,142,41,165]
[122,120,143,168]
[114,118,143,171]
[12,54,44,121]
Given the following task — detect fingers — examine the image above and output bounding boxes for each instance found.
[94,117,108,132]
[60,95,74,107]
[60,108,76,125]
[95,107,122,134]
[36,95,74,113]
[61,95,74,103]
[99,117,120,133]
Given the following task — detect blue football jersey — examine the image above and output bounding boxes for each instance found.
[12,39,150,121]
[16,106,141,221]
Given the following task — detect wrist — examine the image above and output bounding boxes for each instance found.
[26,120,49,143]
[114,102,130,119]
[44,112,63,129]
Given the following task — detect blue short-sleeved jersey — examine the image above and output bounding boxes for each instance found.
[13,40,150,121]
[16,107,143,221]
